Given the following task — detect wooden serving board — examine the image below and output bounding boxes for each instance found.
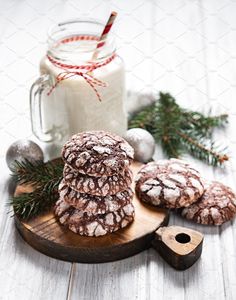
[14,161,169,263]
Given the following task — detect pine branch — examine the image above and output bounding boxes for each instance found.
[9,187,59,219]
[11,159,64,186]
[10,159,64,219]
[152,93,183,158]
[181,111,228,136]
[128,92,229,166]
[177,130,229,166]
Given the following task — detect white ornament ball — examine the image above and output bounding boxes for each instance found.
[6,139,44,171]
[125,128,155,163]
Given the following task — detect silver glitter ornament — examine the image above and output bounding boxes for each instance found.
[6,139,44,171]
[125,128,155,163]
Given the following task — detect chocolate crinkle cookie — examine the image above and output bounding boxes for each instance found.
[58,179,134,215]
[63,164,133,196]
[62,131,134,177]
[181,181,236,225]
[135,159,204,209]
[54,199,135,236]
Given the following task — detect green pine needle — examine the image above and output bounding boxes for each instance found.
[129,92,229,166]
[11,159,64,186]
[10,159,64,219]
[9,188,57,219]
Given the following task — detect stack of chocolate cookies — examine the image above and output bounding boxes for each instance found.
[55,131,135,236]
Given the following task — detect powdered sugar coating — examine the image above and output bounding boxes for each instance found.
[58,179,134,215]
[182,181,236,225]
[62,131,134,177]
[54,199,135,236]
[135,158,204,209]
[63,164,133,196]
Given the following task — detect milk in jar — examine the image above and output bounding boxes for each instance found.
[30,19,127,157]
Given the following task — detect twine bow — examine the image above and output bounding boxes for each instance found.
[46,50,116,102]
[47,70,107,102]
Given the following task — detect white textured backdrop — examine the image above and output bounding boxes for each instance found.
[1,1,236,299]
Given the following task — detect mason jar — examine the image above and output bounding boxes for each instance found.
[30,18,127,157]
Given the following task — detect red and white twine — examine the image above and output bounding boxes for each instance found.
[46,35,116,101]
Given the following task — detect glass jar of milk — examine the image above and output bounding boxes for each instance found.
[30,19,127,157]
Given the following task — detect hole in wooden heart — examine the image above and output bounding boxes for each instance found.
[175,233,191,244]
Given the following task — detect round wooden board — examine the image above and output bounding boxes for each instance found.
[14,161,169,263]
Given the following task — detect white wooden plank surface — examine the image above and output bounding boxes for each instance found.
[1,0,236,299]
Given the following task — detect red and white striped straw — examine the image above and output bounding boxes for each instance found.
[92,11,117,60]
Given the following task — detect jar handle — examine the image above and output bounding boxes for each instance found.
[30,74,54,142]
